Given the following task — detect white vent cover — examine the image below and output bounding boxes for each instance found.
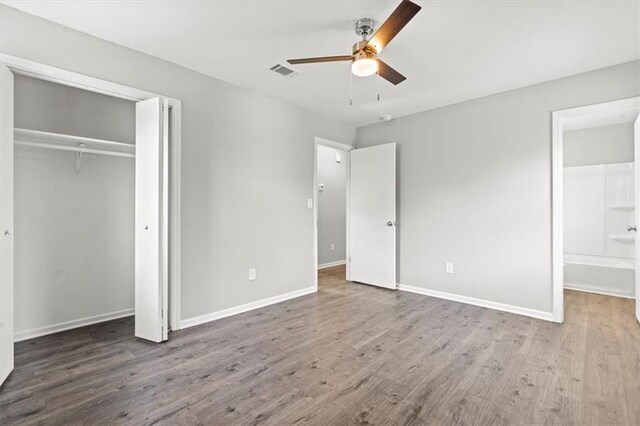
[270,64,299,78]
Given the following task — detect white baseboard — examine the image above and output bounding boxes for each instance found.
[14,308,134,342]
[180,286,317,329]
[564,282,635,299]
[318,260,346,270]
[397,284,555,322]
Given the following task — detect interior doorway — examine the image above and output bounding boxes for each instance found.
[552,97,640,324]
[314,138,352,289]
[313,138,398,291]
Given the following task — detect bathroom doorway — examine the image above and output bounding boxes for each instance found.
[552,97,640,323]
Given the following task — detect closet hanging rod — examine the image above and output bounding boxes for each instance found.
[15,140,135,158]
[14,128,135,149]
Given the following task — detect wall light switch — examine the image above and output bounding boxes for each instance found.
[249,268,257,281]
[307,198,313,209]
[445,262,454,274]
[330,243,335,251]
[335,152,342,163]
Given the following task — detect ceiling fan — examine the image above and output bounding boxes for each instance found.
[287,0,421,85]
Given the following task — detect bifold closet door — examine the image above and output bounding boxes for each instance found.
[135,97,169,343]
[0,64,14,386]
[635,113,640,324]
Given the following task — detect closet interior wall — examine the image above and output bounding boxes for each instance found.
[14,75,136,340]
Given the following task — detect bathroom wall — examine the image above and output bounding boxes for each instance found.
[564,123,634,167]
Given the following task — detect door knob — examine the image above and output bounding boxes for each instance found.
[387,221,395,227]
[3,230,9,236]
[628,225,636,232]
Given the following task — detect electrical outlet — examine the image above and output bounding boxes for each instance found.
[249,268,257,281]
[445,262,454,274]
[330,243,335,251]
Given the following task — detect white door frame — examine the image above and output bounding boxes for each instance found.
[551,96,640,323]
[0,54,183,332]
[313,137,354,289]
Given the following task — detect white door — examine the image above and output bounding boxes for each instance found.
[135,98,169,342]
[349,143,396,289]
[0,64,14,385]
[635,113,640,323]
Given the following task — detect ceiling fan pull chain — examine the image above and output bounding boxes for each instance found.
[376,58,381,102]
[349,68,353,106]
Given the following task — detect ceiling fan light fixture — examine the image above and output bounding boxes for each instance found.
[351,58,378,77]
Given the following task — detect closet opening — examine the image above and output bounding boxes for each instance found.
[13,75,138,342]
[0,55,182,386]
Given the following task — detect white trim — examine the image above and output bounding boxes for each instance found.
[564,283,635,300]
[318,260,346,269]
[180,286,316,329]
[552,96,640,324]
[0,54,158,102]
[313,137,354,290]
[14,308,134,342]
[0,54,183,333]
[397,284,554,322]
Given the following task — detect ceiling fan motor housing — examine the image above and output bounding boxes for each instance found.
[352,40,377,61]
[355,18,374,39]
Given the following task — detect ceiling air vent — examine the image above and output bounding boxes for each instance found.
[270,64,299,78]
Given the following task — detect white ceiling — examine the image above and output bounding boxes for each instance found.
[3,0,639,127]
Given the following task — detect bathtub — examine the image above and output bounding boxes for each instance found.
[564,254,635,299]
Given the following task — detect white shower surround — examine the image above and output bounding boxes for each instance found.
[563,162,635,298]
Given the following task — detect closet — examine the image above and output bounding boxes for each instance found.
[11,75,168,343]
[13,75,136,341]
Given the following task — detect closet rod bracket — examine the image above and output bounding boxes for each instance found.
[75,143,85,173]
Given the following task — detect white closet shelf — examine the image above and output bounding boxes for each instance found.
[609,204,635,211]
[14,128,135,158]
[609,234,635,243]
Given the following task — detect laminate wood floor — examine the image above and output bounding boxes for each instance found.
[1,265,639,425]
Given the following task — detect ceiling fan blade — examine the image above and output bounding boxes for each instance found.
[367,0,421,54]
[287,56,352,65]
[378,60,406,85]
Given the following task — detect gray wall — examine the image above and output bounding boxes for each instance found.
[1,5,355,322]
[13,75,135,336]
[317,145,346,266]
[356,60,639,314]
[564,123,634,167]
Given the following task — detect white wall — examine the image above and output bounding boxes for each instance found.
[0,5,355,324]
[13,75,135,339]
[564,123,634,167]
[356,60,640,314]
[317,145,346,266]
